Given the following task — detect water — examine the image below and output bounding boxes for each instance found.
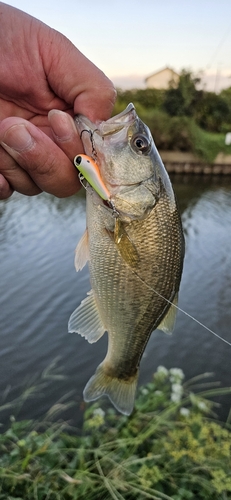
[0,175,231,427]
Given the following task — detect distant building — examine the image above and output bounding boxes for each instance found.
[145,67,179,89]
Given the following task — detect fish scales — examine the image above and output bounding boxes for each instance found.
[87,186,182,373]
[69,103,185,415]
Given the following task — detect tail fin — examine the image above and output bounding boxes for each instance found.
[83,363,138,416]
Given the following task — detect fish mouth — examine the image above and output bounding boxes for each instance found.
[74,103,154,191]
[99,103,137,136]
[75,103,137,138]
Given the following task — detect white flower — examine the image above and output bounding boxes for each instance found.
[197,401,207,412]
[155,366,169,382]
[172,383,183,394]
[171,392,182,403]
[141,388,149,395]
[154,390,163,396]
[157,366,169,376]
[169,368,184,383]
[93,408,105,418]
[180,407,190,417]
[171,383,183,403]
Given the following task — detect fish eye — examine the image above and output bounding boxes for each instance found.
[131,134,150,154]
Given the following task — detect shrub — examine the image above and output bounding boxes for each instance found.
[0,366,231,499]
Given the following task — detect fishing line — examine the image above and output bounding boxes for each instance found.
[108,199,231,347]
[132,268,231,347]
[206,21,231,69]
[110,201,231,347]
[111,202,231,346]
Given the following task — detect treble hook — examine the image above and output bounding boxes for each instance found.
[80,129,99,162]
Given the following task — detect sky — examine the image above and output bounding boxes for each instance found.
[5,0,231,91]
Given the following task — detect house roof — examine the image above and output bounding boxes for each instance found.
[145,66,179,83]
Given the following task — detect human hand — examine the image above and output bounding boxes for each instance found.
[0,3,116,199]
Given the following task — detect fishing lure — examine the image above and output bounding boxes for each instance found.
[74,154,111,202]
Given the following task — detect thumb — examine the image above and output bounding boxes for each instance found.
[41,29,116,122]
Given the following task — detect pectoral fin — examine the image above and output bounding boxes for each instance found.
[74,229,89,271]
[114,219,139,268]
[68,290,106,343]
[157,293,178,335]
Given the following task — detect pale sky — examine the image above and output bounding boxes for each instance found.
[5,0,231,91]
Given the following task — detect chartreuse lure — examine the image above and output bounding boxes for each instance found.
[74,154,110,201]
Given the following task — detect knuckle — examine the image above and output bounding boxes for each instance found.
[0,175,13,199]
[33,152,57,177]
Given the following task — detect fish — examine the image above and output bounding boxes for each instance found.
[68,103,185,416]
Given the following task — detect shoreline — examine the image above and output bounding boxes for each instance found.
[160,151,231,175]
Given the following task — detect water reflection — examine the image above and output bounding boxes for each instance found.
[0,176,231,426]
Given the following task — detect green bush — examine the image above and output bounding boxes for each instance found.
[144,110,195,152]
[114,105,231,162]
[113,72,231,161]
[0,366,231,499]
[162,70,201,118]
[116,88,165,110]
[194,92,230,133]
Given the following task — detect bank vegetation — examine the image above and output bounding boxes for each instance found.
[113,71,231,163]
[1,365,231,500]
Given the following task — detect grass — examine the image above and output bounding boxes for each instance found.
[0,364,231,499]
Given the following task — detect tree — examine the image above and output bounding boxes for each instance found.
[116,88,164,110]
[195,91,230,132]
[219,87,231,128]
[162,70,202,117]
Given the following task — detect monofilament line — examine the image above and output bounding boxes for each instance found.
[133,269,231,347]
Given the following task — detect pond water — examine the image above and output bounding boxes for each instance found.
[0,174,231,427]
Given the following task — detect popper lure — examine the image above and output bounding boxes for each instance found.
[74,154,111,202]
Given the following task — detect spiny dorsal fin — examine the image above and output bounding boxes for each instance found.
[68,290,106,343]
[74,229,89,271]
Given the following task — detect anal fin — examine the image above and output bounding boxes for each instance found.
[68,290,105,343]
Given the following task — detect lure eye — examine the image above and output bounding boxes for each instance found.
[131,134,151,154]
[75,155,91,166]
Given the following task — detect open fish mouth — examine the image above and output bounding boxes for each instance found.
[74,103,152,173]
[99,103,137,136]
[74,102,158,190]
[75,103,137,138]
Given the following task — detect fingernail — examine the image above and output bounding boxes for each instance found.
[1,124,34,152]
[48,110,77,140]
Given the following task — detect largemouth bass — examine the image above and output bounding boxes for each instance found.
[69,103,185,415]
